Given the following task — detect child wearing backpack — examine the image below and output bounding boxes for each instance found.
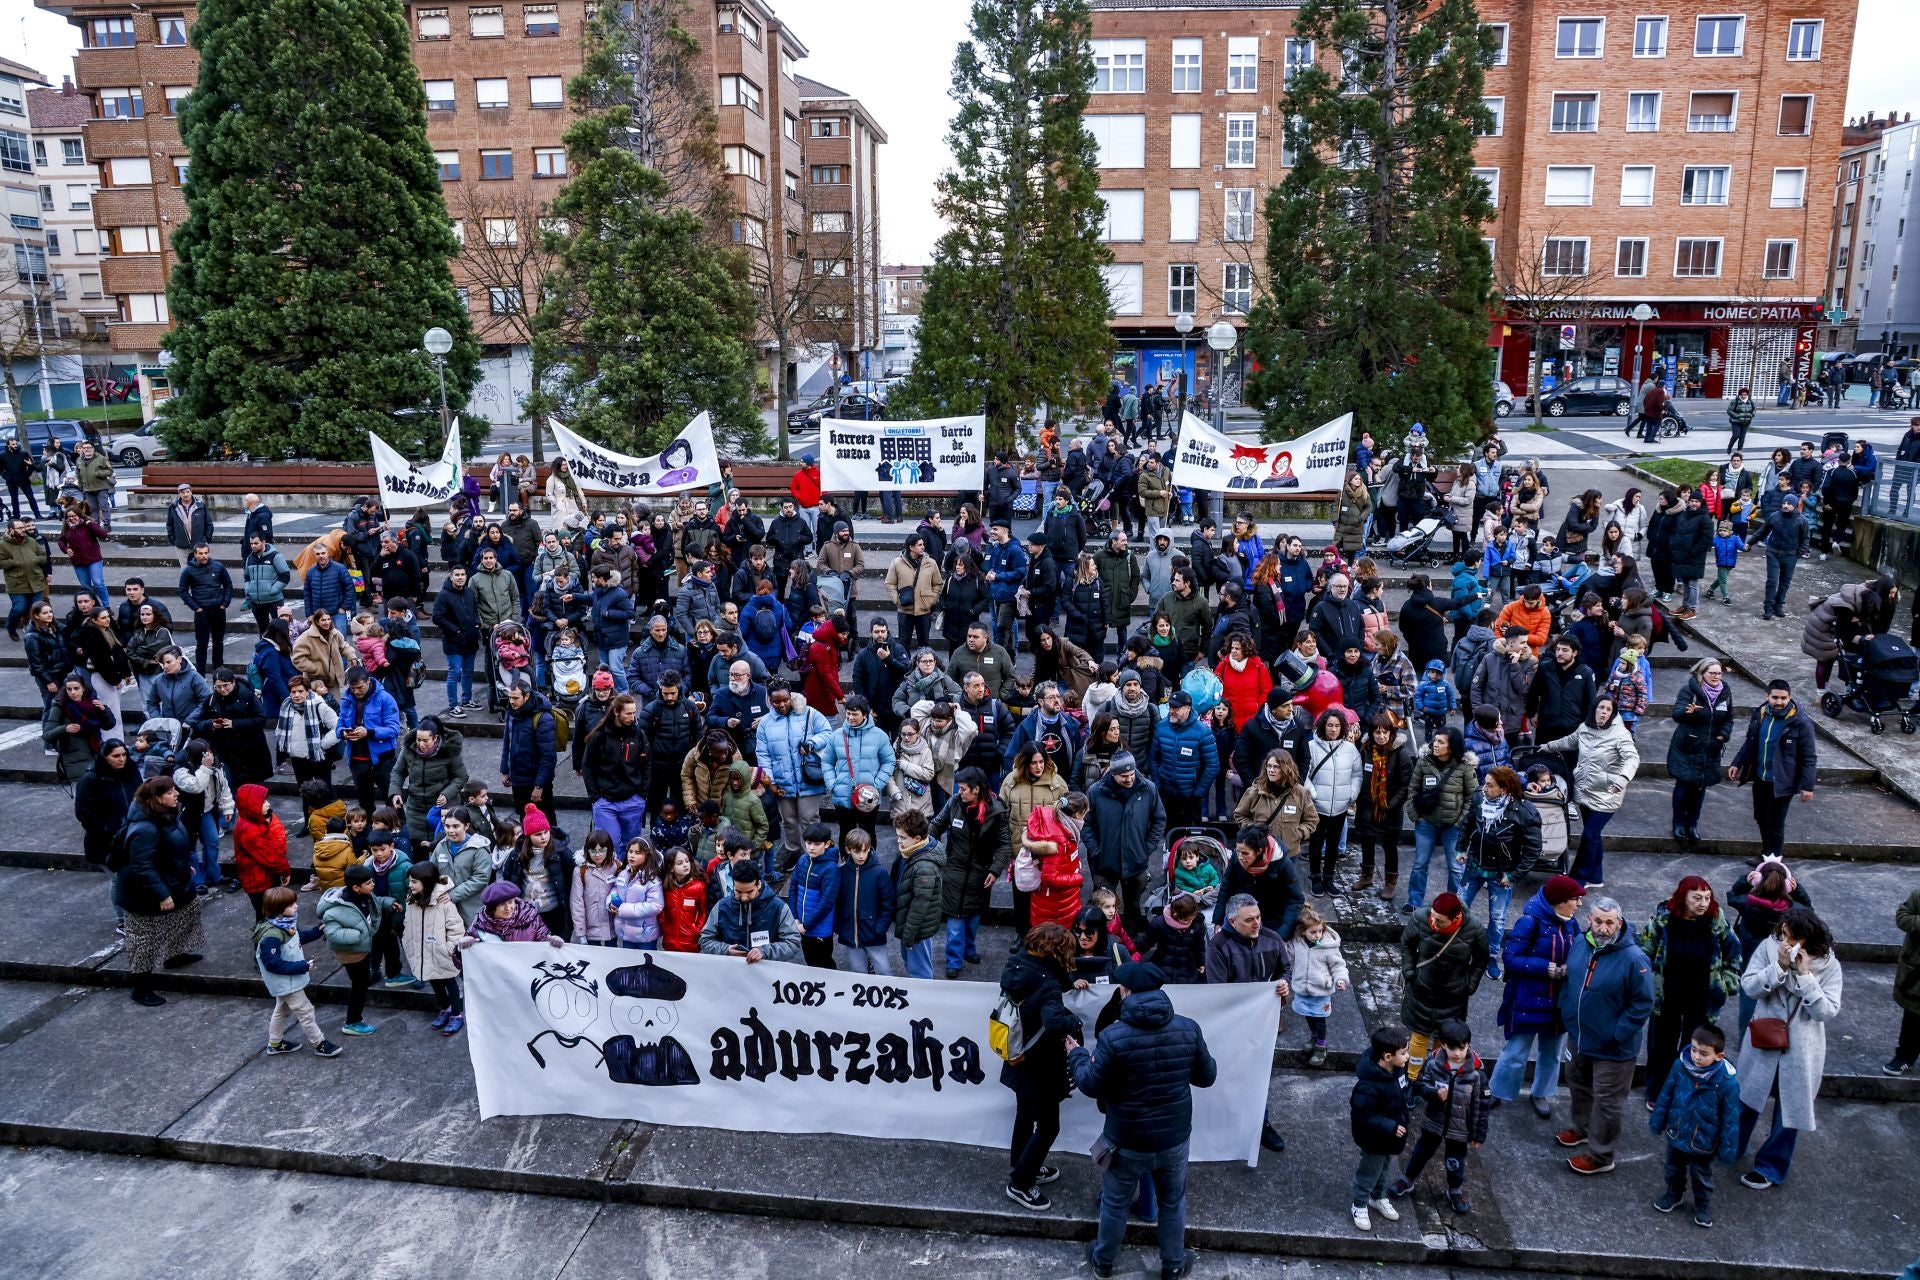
[1388,1018,1491,1214]
[1706,521,1743,605]
[1290,904,1350,1066]
[252,885,343,1058]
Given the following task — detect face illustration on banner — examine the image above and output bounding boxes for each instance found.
[526,959,606,1069]
[1261,451,1298,490]
[524,956,701,1086]
[655,439,699,490]
[1228,445,1264,489]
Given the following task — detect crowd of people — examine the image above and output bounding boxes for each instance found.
[30,420,1918,1276]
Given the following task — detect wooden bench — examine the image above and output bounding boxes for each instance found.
[133,462,558,498]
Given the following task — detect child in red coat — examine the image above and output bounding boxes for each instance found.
[802,619,844,717]
[233,781,290,919]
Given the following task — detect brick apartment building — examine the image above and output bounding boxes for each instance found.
[33,0,885,423]
[1086,0,1859,403]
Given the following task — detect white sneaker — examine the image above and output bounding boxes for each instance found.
[1351,1205,1372,1232]
[1370,1198,1400,1222]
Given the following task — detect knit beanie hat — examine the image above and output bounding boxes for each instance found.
[521,804,551,837]
[1543,874,1587,906]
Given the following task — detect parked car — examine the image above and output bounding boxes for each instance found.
[1493,381,1515,418]
[105,420,169,468]
[1522,375,1633,418]
[825,393,886,422]
[786,393,839,432]
[13,418,88,459]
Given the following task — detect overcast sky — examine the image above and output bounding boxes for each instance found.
[6,0,1913,265]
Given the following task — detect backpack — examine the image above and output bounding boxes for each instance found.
[246,661,265,695]
[1011,846,1042,892]
[817,572,848,616]
[102,818,146,872]
[751,603,779,647]
[1179,666,1223,715]
[988,989,1040,1063]
[551,706,572,750]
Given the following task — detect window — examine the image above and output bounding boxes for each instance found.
[810,258,849,277]
[723,146,763,181]
[156,15,187,44]
[812,212,848,233]
[1482,24,1508,66]
[107,225,157,252]
[172,158,189,184]
[1282,115,1301,167]
[106,157,152,187]
[1550,93,1598,133]
[1687,91,1735,132]
[1481,97,1504,136]
[424,80,455,111]
[534,146,566,177]
[1283,38,1317,88]
[483,217,518,246]
[524,4,558,36]
[455,287,469,310]
[1169,114,1200,169]
[470,5,504,37]
[13,244,47,281]
[0,130,27,175]
[1090,39,1145,94]
[125,294,170,325]
[1098,189,1144,241]
[1227,37,1258,92]
[476,78,508,109]
[1694,15,1743,56]
[1167,264,1196,316]
[1544,166,1594,206]
[480,149,513,179]
[719,75,761,115]
[417,7,449,37]
[1837,245,1849,269]
[1340,46,1368,93]
[31,140,44,168]
[67,182,93,209]
[809,164,843,185]
[61,138,84,165]
[1085,115,1145,169]
[1472,167,1499,204]
[1102,264,1143,316]
[1224,188,1255,242]
[809,117,844,138]
[448,219,464,246]
[1848,159,1862,182]
[1171,38,1202,93]
[1620,164,1655,206]
[1168,189,1198,241]
[1674,238,1722,277]
[1225,114,1256,167]
[1627,91,1661,132]
[1778,95,1811,136]
[1681,165,1729,205]
[78,271,101,298]
[780,48,796,81]
[1223,264,1252,314]
[1542,238,1590,277]
[1634,16,1667,57]
[783,113,798,141]
[164,85,189,116]
[1763,239,1797,279]
[783,171,797,198]
[98,88,143,120]
[1615,237,1648,277]
[488,287,523,315]
[529,76,564,108]
[34,182,50,211]
[436,150,461,181]
[86,17,135,47]
[1770,167,1806,208]
[45,231,60,256]
[1785,19,1821,61]
[1556,17,1603,58]
[717,6,760,45]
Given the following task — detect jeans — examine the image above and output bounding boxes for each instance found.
[772,792,825,880]
[1572,807,1613,884]
[1458,874,1513,962]
[72,561,108,600]
[1406,820,1460,910]
[842,944,894,976]
[192,608,227,671]
[1676,576,1701,610]
[1092,1141,1189,1272]
[192,812,224,890]
[1488,1028,1564,1102]
[1763,549,1797,617]
[880,490,902,520]
[6,591,34,634]
[1737,1095,1799,1184]
[1751,787,1793,858]
[1665,1146,1715,1210]
[599,646,629,692]
[900,937,935,979]
[1404,1132,1469,1191]
[592,794,649,848]
[5,480,40,520]
[445,652,474,706]
[1009,1092,1061,1192]
[1352,1151,1393,1206]
[944,914,980,972]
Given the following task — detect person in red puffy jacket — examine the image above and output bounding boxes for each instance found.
[802,619,844,717]
[1213,632,1273,729]
[233,781,290,919]
[1025,797,1088,931]
[657,847,708,953]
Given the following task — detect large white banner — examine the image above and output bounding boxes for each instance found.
[820,415,987,492]
[463,943,1281,1165]
[1171,411,1353,495]
[369,423,464,509]
[549,412,722,496]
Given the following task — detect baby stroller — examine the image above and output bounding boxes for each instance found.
[1510,746,1578,875]
[488,619,534,712]
[545,625,589,718]
[1821,633,1920,734]
[1077,477,1115,542]
[1370,502,1456,567]
[1142,825,1233,915]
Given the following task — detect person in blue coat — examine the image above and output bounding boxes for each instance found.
[1150,691,1219,829]
[835,830,896,974]
[784,821,841,968]
[1557,895,1655,1175]
[980,521,1029,653]
[497,676,558,825]
[811,694,896,846]
[338,665,402,815]
[706,662,769,763]
[738,587,791,671]
[588,567,635,693]
[1490,874,1584,1115]
[250,626,297,719]
[1648,1021,1742,1227]
[625,616,689,702]
[302,545,356,633]
[754,681,832,882]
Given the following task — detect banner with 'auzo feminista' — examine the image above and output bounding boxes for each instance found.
[463,944,1280,1164]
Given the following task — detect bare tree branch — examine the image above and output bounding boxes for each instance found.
[452,184,569,462]
[1494,219,1610,426]
[0,256,79,442]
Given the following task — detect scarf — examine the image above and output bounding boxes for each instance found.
[1366,741,1390,811]
[1160,904,1192,931]
[269,910,299,934]
[1680,1054,1723,1084]
[473,897,543,939]
[1479,794,1510,829]
[276,698,332,761]
[1228,654,1249,673]
[1433,912,1463,936]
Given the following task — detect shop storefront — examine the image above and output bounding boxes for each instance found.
[1111,335,1249,406]
[1495,301,1817,401]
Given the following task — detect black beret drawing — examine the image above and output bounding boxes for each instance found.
[600,957,701,1087]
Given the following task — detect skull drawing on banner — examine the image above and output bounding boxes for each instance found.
[601,956,702,1086]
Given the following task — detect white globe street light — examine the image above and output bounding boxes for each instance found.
[423,327,453,433]
[1173,313,1195,422]
[1629,302,1655,393]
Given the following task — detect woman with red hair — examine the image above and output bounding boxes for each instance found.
[1636,875,1744,1101]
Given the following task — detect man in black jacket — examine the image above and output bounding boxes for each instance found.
[1067,961,1216,1280]
[1525,637,1596,745]
[177,543,233,671]
[431,565,482,716]
[1233,687,1313,782]
[1663,491,1714,619]
[1728,680,1817,859]
[851,619,909,731]
[638,672,703,818]
[0,437,39,519]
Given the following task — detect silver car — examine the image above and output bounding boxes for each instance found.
[1493,381,1514,418]
[104,421,169,468]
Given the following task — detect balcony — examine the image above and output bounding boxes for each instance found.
[101,253,168,295]
[1687,115,1736,133]
[107,320,171,354]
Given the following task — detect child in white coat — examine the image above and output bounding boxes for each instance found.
[1290,904,1351,1066]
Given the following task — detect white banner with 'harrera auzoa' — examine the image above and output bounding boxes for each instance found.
[462,943,1281,1165]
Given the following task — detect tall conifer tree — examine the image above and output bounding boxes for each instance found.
[161,0,478,459]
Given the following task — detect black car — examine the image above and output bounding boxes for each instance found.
[785,393,839,432]
[825,393,886,422]
[1523,375,1633,418]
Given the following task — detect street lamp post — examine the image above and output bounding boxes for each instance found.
[1204,321,1239,525]
[1173,312,1194,427]
[1628,303,1654,394]
[423,327,453,436]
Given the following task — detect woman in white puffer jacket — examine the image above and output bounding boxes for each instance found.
[1540,695,1640,889]
[1304,708,1363,897]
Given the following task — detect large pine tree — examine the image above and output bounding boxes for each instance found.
[160,0,479,460]
[891,0,1113,451]
[538,5,764,458]
[1245,0,1496,458]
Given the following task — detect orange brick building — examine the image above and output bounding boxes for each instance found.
[1086,0,1859,401]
